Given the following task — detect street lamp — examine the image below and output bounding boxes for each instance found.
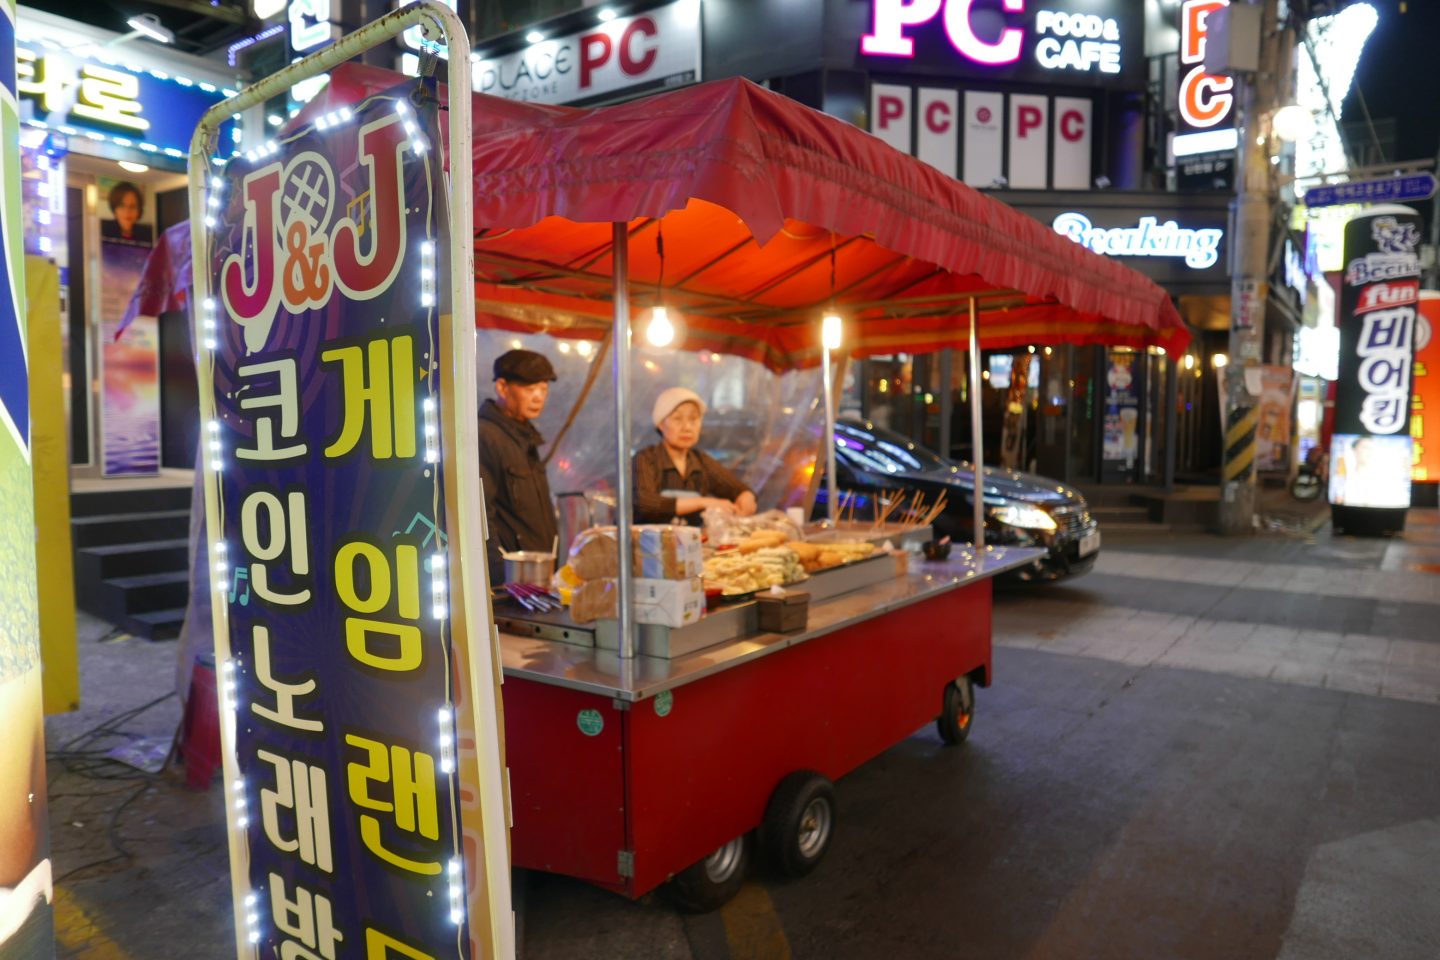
[125,13,175,44]
[1271,105,1315,142]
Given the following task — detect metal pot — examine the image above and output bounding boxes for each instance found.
[502,551,555,587]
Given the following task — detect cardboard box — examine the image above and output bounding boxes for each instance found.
[568,525,703,580]
[570,577,706,628]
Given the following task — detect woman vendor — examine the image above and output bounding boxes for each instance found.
[633,387,757,525]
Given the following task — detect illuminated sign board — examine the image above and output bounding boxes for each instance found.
[1413,292,1440,483]
[1052,211,1224,270]
[1172,0,1239,178]
[857,0,1141,87]
[14,40,237,160]
[201,83,505,957]
[1330,207,1421,525]
[454,0,700,106]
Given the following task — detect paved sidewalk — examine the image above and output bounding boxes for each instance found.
[39,507,1440,959]
[996,510,1440,706]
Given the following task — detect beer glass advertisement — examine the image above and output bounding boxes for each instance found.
[1103,351,1138,464]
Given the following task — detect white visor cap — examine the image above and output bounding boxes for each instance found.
[652,387,707,428]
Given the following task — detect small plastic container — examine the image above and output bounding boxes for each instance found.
[756,590,809,633]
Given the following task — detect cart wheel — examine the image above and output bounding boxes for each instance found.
[666,834,750,913]
[937,676,975,746]
[759,771,835,879]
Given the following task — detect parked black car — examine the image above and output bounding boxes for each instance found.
[815,418,1100,581]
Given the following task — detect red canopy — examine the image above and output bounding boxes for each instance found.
[128,64,1190,365]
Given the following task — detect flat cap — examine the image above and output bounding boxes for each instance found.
[493,349,557,384]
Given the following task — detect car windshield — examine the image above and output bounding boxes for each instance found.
[834,421,950,475]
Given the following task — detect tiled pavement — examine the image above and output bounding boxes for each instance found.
[995,510,1440,706]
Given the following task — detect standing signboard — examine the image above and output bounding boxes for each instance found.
[194,21,511,952]
[1414,291,1440,503]
[1329,206,1421,535]
[0,0,55,954]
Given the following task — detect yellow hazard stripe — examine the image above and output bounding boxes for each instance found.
[1226,406,1261,448]
[1224,443,1256,481]
[722,882,793,960]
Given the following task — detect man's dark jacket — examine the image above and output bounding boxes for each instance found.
[476,399,559,585]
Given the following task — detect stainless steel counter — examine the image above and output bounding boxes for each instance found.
[498,545,1045,702]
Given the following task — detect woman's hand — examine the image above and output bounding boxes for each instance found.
[734,491,758,517]
[703,497,738,514]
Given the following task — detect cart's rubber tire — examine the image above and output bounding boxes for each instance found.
[938,676,976,746]
[759,771,836,879]
[666,834,750,913]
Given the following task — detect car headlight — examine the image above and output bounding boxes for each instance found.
[990,504,1056,531]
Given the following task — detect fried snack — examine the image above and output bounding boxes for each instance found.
[785,541,822,562]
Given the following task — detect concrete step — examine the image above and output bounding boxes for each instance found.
[1092,505,1151,519]
[75,538,189,583]
[71,485,191,518]
[1100,521,1173,533]
[121,607,187,642]
[79,570,190,623]
[71,510,190,548]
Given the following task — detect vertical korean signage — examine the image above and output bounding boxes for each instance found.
[1329,207,1420,523]
[201,79,491,958]
[1,0,55,955]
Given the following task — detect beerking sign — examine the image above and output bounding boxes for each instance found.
[1329,206,1421,527]
[201,79,489,957]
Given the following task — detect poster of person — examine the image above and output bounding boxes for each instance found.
[1255,365,1296,473]
[100,238,161,476]
[98,181,153,245]
[1328,434,1412,508]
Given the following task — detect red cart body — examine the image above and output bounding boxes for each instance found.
[502,575,995,898]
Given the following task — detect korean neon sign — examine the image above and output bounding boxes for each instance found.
[14,39,238,160]
[860,0,1123,75]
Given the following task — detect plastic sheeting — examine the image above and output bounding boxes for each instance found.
[476,329,826,553]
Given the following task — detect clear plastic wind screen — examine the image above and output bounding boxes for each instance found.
[476,330,826,551]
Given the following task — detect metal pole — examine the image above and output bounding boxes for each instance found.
[612,222,635,658]
[939,348,954,459]
[822,344,839,525]
[968,298,984,550]
[1163,352,1179,492]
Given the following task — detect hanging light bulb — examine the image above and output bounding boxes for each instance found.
[822,313,842,351]
[647,305,675,347]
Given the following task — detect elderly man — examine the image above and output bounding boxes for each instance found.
[477,349,559,585]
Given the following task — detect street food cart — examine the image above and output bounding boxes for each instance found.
[129,57,1189,915]
[433,69,1188,910]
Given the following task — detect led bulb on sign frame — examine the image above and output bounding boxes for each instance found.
[822,313,843,351]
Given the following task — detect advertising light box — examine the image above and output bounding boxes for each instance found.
[199,79,502,958]
[855,0,1144,88]
[1329,206,1421,532]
